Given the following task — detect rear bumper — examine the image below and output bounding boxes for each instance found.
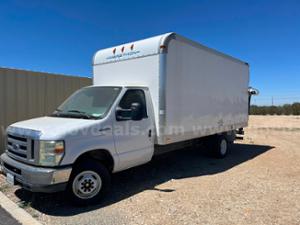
[0,153,72,193]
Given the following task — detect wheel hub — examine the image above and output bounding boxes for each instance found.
[220,139,227,155]
[80,177,96,192]
[72,171,102,199]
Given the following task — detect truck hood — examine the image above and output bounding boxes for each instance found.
[7,116,98,140]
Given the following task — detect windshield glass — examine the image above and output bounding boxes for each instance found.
[53,87,121,119]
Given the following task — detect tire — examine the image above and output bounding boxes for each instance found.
[67,159,111,206]
[204,135,229,158]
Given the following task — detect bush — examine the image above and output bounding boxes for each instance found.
[250,102,300,115]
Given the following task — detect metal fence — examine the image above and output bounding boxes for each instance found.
[0,67,92,153]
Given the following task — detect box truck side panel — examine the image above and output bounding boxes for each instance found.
[93,55,161,136]
[163,39,249,144]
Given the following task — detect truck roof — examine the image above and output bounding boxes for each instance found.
[93,32,248,66]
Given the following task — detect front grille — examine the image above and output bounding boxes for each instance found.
[6,133,35,162]
[7,134,27,142]
[7,149,27,158]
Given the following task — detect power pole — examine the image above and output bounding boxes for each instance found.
[272,96,274,106]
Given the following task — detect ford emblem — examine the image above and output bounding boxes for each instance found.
[12,143,20,151]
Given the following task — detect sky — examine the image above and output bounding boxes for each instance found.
[0,0,299,105]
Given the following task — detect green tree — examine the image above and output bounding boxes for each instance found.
[249,102,300,115]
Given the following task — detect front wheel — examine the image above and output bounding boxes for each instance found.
[67,159,111,205]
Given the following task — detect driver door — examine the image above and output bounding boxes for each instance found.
[113,89,154,171]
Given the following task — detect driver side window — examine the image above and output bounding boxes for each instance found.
[118,89,147,119]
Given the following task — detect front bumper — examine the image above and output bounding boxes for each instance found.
[0,153,72,193]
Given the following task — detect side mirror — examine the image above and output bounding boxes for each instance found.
[116,108,132,121]
[116,102,143,121]
[248,87,259,96]
[131,102,143,121]
[248,87,259,114]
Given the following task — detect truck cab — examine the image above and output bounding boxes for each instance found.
[1,86,155,204]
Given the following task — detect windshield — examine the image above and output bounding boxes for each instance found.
[52,86,121,119]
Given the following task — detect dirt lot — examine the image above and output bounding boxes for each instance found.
[1,115,300,225]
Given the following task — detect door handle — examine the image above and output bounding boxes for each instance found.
[148,129,152,137]
[98,127,111,132]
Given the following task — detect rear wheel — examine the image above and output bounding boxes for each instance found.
[204,135,229,158]
[67,159,111,205]
[216,136,228,158]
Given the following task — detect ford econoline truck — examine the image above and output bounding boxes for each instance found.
[1,33,257,205]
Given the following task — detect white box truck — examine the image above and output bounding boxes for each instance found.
[0,33,257,205]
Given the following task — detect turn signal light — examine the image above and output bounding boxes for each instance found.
[54,145,64,154]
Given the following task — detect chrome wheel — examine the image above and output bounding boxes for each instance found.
[72,170,102,199]
[220,139,227,155]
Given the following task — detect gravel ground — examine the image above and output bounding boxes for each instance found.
[0,115,300,225]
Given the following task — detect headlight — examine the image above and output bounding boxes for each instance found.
[39,141,65,166]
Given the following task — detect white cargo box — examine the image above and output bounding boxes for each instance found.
[93,33,249,145]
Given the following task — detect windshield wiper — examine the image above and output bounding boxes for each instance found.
[66,110,97,119]
[51,109,97,119]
